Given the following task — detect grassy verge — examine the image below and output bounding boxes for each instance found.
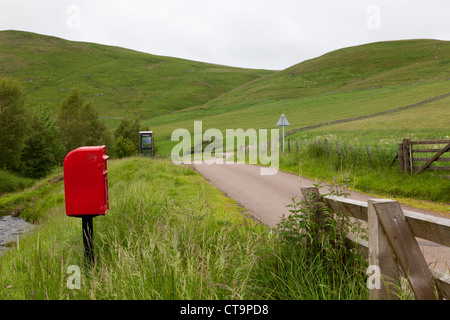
[278,139,450,214]
[0,157,369,300]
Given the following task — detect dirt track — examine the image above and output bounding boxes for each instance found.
[193,162,449,273]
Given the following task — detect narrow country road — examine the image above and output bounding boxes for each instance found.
[193,162,449,273]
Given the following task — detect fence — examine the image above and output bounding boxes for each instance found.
[285,137,450,177]
[286,137,396,168]
[301,186,450,300]
[398,139,450,178]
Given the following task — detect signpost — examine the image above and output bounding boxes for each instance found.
[276,114,290,152]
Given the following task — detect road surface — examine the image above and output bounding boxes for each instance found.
[193,162,449,273]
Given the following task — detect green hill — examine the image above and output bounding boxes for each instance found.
[136,39,449,154]
[0,30,273,120]
[205,39,450,108]
[1,31,448,156]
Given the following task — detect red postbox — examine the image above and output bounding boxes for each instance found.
[63,146,109,217]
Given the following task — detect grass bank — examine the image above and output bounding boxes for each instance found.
[0,157,369,300]
[0,170,34,196]
[278,138,450,213]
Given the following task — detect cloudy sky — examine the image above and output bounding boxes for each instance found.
[1,0,449,70]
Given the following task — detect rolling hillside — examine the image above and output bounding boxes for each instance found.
[141,39,449,154]
[0,30,273,120]
[204,39,450,108]
[1,31,448,155]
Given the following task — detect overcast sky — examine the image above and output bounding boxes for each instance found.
[1,0,449,70]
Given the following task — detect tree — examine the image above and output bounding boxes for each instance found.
[0,78,29,170]
[114,118,142,148]
[57,88,113,155]
[114,118,142,157]
[57,88,83,153]
[20,113,63,178]
[78,101,113,149]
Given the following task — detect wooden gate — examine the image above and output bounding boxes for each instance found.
[398,139,450,178]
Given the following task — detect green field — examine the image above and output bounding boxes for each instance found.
[145,80,450,155]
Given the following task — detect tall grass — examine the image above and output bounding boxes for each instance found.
[1,157,371,300]
[280,136,450,205]
[259,185,369,300]
[70,178,268,300]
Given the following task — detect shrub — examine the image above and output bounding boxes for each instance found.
[114,136,137,158]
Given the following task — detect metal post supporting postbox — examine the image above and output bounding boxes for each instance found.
[82,216,94,264]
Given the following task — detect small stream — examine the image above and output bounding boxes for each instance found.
[0,214,35,255]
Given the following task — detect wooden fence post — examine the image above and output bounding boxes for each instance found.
[372,200,438,300]
[402,140,408,173]
[288,139,291,153]
[398,143,404,173]
[402,138,413,173]
[325,138,328,157]
[336,140,339,154]
[296,139,299,152]
[368,199,399,300]
[408,138,413,173]
[367,145,371,167]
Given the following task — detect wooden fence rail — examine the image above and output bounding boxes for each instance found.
[301,186,450,300]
